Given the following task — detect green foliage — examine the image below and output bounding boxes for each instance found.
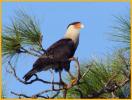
[14,11,42,46]
[2,10,42,59]
[110,15,130,51]
[66,50,130,98]
[2,31,22,58]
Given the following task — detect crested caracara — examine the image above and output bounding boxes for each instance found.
[23,22,84,84]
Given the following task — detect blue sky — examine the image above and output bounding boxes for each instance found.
[2,2,130,98]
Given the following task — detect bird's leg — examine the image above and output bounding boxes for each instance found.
[68,57,81,85]
[59,71,65,85]
[68,70,77,85]
[59,70,67,88]
[68,70,75,79]
[50,69,54,90]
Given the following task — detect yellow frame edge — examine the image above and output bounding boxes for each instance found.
[0,0,131,100]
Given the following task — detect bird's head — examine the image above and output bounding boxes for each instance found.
[67,22,84,31]
[65,22,84,44]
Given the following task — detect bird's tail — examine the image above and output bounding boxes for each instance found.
[23,69,37,81]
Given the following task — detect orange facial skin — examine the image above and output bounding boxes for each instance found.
[74,23,81,29]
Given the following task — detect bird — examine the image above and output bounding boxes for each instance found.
[23,22,84,85]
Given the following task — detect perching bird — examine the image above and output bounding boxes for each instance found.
[23,22,84,84]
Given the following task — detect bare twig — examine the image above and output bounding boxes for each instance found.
[41,46,47,53]
[8,61,61,85]
[63,89,67,98]
[11,91,48,98]
[81,64,91,79]
[50,91,60,99]
[87,76,129,98]
[30,48,43,55]
[11,88,63,98]
[38,39,47,53]
[21,47,40,57]
[9,57,105,99]
[11,91,31,98]
[49,69,55,90]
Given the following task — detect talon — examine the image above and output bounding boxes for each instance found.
[71,78,77,85]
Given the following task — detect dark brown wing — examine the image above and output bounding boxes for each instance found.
[33,38,76,70]
[46,38,76,60]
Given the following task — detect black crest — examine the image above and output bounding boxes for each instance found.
[67,22,81,28]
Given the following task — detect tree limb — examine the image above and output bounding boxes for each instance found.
[87,76,129,98]
[8,61,61,85]
[21,47,40,57]
[30,48,43,55]
[11,88,63,98]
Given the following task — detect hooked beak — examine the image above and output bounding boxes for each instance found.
[81,24,84,28]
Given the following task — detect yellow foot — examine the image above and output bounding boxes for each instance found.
[71,78,77,85]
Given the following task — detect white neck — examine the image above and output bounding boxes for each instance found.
[64,26,80,44]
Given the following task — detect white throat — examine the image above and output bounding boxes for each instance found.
[64,26,80,44]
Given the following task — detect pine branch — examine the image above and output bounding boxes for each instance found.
[21,47,40,57]
[8,57,84,98]
[7,61,61,85]
[87,75,129,98]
